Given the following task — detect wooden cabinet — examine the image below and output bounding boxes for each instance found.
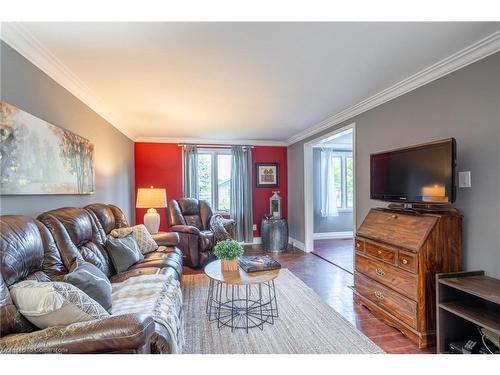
[436,271,500,353]
[354,207,462,348]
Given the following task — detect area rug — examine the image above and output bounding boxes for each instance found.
[182,269,383,354]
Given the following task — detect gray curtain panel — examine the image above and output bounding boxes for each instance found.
[230,146,253,243]
[182,145,199,199]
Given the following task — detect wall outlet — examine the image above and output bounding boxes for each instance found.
[458,171,471,188]
[252,224,257,231]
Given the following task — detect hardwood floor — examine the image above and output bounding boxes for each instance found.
[313,238,354,273]
[184,244,435,354]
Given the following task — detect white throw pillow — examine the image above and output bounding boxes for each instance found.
[10,280,109,329]
[110,224,158,254]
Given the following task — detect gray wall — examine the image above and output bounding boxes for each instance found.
[0,42,135,221]
[288,52,500,277]
[313,148,353,233]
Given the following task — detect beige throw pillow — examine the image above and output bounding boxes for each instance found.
[110,224,158,254]
[10,280,109,329]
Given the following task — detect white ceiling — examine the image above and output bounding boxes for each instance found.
[6,22,500,143]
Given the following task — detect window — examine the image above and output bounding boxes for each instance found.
[197,149,232,213]
[331,151,353,210]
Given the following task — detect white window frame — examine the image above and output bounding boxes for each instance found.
[197,148,232,214]
[331,150,353,212]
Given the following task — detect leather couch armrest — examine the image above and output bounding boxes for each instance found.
[152,231,179,246]
[0,314,155,354]
[169,225,201,235]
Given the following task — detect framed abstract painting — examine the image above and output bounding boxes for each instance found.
[256,162,279,188]
[0,101,95,195]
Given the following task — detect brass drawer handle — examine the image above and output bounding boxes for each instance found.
[391,215,398,219]
[377,250,382,255]
[374,291,385,300]
[376,268,385,277]
[401,258,408,265]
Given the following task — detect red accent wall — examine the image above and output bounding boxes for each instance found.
[251,146,288,237]
[134,143,287,236]
[134,143,183,232]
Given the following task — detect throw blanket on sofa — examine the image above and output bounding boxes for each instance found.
[111,274,183,353]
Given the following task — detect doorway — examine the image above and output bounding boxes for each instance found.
[303,123,355,273]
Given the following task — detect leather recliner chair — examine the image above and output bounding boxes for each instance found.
[166,198,235,268]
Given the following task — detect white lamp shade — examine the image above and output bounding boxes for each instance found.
[136,187,167,208]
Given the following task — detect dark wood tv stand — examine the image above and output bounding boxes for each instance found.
[354,206,463,348]
[436,271,500,353]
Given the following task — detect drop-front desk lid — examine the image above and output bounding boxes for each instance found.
[357,208,438,252]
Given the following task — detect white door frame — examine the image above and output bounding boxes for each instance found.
[303,122,356,253]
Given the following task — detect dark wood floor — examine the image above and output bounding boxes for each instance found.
[313,238,354,273]
[184,244,435,354]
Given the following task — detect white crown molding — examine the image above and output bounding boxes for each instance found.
[0,23,135,140]
[134,136,287,147]
[2,23,498,146]
[285,30,500,146]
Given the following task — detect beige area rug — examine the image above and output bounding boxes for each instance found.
[182,269,383,354]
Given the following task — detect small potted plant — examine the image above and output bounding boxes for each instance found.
[213,239,244,271]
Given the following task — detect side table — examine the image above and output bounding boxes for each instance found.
[204,260,280,332]
[261,218,288,252]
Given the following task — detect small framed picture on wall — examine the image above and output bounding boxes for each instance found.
[256,162,279,188]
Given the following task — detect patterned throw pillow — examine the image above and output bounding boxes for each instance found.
[110,224,158,254]
[10,280,109,329]
[106,234,144,273]
[210,214,231,244]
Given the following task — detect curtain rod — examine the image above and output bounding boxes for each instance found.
[177,144,254,149]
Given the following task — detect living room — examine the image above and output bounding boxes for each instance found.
[1,1,499,373]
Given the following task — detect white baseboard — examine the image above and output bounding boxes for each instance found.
[288,236,306,252]
[241,237,262,246]
[313,231,353,240]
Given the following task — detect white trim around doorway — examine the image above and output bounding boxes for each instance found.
[303,122,356,253]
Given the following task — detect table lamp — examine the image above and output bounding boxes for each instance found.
[136,186,167,234]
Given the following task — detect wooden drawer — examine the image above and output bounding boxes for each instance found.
[354,238,365,253]
[355,254,418,300]
[398,250,418,273]
[355,272,418,329]
[365,240,396,264]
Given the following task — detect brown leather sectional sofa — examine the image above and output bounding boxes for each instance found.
[0,203,183,354]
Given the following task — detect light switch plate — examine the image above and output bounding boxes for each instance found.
[458,171,471,188]
[252,224,257,231]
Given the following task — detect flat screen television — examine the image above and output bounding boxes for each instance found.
[370,138,456,204]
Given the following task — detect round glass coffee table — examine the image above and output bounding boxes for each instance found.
[204,260,280,332]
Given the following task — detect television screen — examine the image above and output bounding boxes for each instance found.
[370,138,456,204]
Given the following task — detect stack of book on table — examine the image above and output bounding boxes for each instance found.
[238,255,281,273]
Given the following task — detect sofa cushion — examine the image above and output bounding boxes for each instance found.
[0,215,65,286]
[63,261,113,312]
[111,273,183,353]
[106,235,144,274]
[38,208,114,278]
[85,203,130,235]
[110,225,158,255]
[10,280,109,329]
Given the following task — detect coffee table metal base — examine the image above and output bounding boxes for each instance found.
[206,279,278,332]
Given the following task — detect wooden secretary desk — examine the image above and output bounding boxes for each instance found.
[353,206,462,348]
